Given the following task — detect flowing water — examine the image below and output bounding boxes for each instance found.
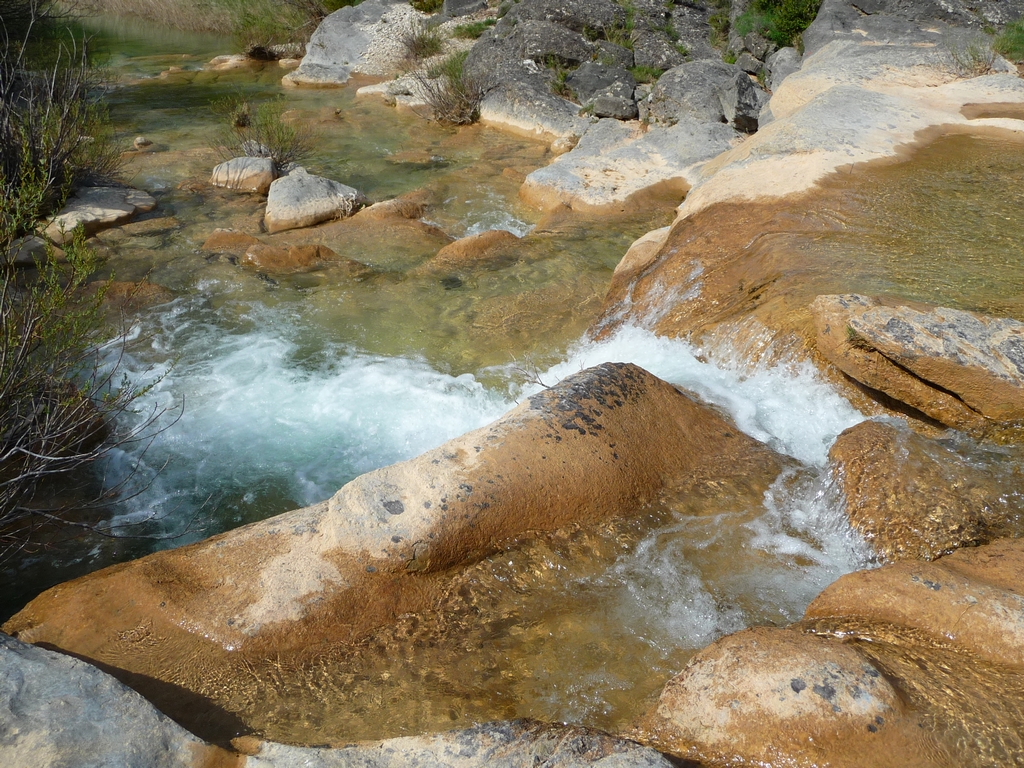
[11,15,1024,748]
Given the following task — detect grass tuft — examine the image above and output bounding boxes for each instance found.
[452,18,497,39]
[995,20,1024,62]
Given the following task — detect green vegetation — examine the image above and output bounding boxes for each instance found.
[402,23,445,60]
[418,50,482,124]
[708,0,730,49]
[734,0,822,49]
[452,18,497,39]
[1,0,166,561]
[995,20,1024,61]
[943,30,995,76]
[214,95,318,166]
[629,64,664,83]
[410,0,443,12]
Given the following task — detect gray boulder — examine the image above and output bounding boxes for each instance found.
[632,30,687,71]
[765,46,801,91]
[44,186,157,245]
[670,4,718,61]
[566,62,636,102]
[264,170,367,233]
[0,633,210,768]
[649,60,768,133]
[210,156,277,194]
[284,0,402,86]
[567,62,638,119]
[496,0,627,34]
[736,51,763,75]
[478,79,593,138]
[464,29,548,92]
[595,40,634,68]
[509,19,595,65]
[443,0,486,17]
[743,31,776,60]
[248,720,677,767]
[802,0,1024,56]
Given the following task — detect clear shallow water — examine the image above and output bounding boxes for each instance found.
[6,16,878,743]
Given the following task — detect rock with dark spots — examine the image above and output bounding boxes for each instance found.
[6,363,787,739]
[509,19,595,66]
[631,30,686,72]
[646,538,1024,766]
[45,186,157,244]
[497,0,627,35]
[828,420,1024,561]
[765,46,801,91]
[264,171,367,233]
[802,0,1024,56]
[0,633,221,768]
[669,4,718,62]
[645,626,904,763]
[210,156,277,194]
[649,60,768,132]
[811,294,1024,432]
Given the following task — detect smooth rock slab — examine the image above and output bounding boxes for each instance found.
[45,187,157,245]
[521,117,738,211]
[812,294,1024,429]
[210,156,277,194]
[0,633,215,768]
[264,171,367,233]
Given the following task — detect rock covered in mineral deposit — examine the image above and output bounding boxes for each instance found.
[263,169,367,233]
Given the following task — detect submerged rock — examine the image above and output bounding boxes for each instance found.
[263,171,367,233]
[415,229,520,275]
[829,419,1024,561]
[812,294,1024,433]
[44,186,157,245]
[211,156,277,194]
[5,363,787,739]
[643,538,1024,767]
[201,228,262,252]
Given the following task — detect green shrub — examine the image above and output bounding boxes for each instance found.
[734,0,822,49]
[214,95,317,167]
[452,18,496,39]
[322,0,363,10]
[402,23,445,59]
[995,20,1024,61]
[410,0,443,12]
[629,64,664,83]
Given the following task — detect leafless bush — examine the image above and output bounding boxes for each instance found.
[414,51,482,125]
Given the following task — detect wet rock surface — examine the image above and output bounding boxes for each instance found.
[829,419,1024,560]
[643,538,1024,767]
[812,295,1024,433]
[4,363,787,742]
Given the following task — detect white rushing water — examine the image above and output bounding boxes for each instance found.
[106,302,865,541]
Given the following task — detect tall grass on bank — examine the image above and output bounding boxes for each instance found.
[734,0,822,49]
[213,94,318,166]
[995,20,1024,62]
[417,50,481,125]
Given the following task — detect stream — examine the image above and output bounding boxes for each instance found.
[8,12,1024,746]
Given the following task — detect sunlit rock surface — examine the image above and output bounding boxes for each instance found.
[263,170,367,233]
[4,363,788,741]
[44,186,157,245]
[211,157,277,195]
[642,538,1024,767]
